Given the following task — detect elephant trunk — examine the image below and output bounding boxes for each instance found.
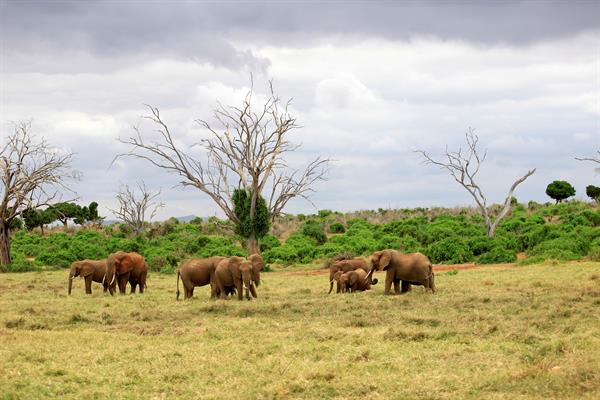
[68,266,77,295]
[68,274,74,295]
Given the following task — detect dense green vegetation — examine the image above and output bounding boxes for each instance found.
[4,201,599,273]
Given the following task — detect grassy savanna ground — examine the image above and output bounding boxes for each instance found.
[1,262,600,400]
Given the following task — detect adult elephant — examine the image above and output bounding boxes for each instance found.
[367,250,435,294]
[213,256,255,301]
[68,259,111,295]
[106,251,148,295]
[328,258,377,294]
[176,256,225,300]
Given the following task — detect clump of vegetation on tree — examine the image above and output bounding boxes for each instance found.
[545,180,576,204]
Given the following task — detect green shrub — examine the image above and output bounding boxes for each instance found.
[300,220,327,245]
[260,234,281,252]
[2,253,36,272]
[478,247,517,264]
[427,238,473,264]
[329,222,346,234]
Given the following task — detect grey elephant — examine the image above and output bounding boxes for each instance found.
[68,259,113,295]
[367,250,435,294]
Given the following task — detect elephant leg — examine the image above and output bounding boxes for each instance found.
[189,287,194,298]
[130,282,137,294]
[393,279,401,294]
[118,276,128,295]
[428,274,436,293]
[384,273,393,295]
[236,282,243,301]
[249,284,258,298]
[401,281,412,293]
[336,282,341,293]
[84,276,92,294]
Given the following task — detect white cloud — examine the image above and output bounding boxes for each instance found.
[1,32,599,219]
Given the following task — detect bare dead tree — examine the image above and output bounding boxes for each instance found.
[416,128,536,237]
[115,80,329,253]
[575,150,600,173]
[109,182,163,236]
[0,121,77,266]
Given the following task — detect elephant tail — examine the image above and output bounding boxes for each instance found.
[176,270,180,301]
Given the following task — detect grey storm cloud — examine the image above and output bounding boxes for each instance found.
[1,0,598,219]
[1,0,599,72]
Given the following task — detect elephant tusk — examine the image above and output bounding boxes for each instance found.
[109,274,115,286]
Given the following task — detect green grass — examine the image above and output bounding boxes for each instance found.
[1,262,600,399]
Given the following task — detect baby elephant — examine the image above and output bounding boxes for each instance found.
[68,259,112,295]
[334,269,371,293]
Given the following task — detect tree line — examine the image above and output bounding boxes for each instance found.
[1,80,599,267]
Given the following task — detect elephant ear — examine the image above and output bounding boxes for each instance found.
[248,254,264,271]
[79,261,95,276]
[333,271,343,281]
[379,251,391,271]
[349,272,358,286]
[119,255,135,274]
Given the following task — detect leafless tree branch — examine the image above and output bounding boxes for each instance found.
[109,182,163,236]
[0,121,78,264]
[416,128,536,237]
[115,80,329,250]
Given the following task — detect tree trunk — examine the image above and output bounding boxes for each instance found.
[246,232,260,255]
[63,220,68,228]
[0,222,11,266]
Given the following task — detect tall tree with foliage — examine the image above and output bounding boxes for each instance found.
[586,185,600,204]
[232,188,270,251]
[74,201,102,226]
[545,180,576,204]
[0,121,76,265]
[49,202,82,228]
[116,80,329,253]
[21,207,58,234]
[416,128,535,237]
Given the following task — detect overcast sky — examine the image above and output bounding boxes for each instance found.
[1,0,599,220]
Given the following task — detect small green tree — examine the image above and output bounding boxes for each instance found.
[545,180,576,204]
[49,202,82,228]
[232,188,270,253]
[74,201,103,226]
[586,185,600,204]
[22,207,57,234]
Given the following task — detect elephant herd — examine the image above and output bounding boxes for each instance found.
[329,250,436,295]
[68,249,436,299]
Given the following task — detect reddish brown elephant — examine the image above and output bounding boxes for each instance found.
[334,269,371,293]
[213,256,256,300]
[328,258,377,294]
[176,256,226,300]
[368,250,435,294]
[67,259,111,295]
[106,251,148,295]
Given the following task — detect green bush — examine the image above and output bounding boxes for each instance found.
[329,222,346,234]
[300,220,327,245]
[478,247,517,264]
[427,238,473,264]
[260,234,281,252]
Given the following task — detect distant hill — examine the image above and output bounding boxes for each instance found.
[102,215,201,225]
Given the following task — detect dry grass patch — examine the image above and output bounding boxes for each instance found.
[0,262,599,399]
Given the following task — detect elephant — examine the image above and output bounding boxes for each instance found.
[212,256,257,301]
[176,256,226,300]
[68,259,112,295]
[367,250,435,294]
[335,269,371,293]
[328,258,377,294]
[105,251,148,295]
